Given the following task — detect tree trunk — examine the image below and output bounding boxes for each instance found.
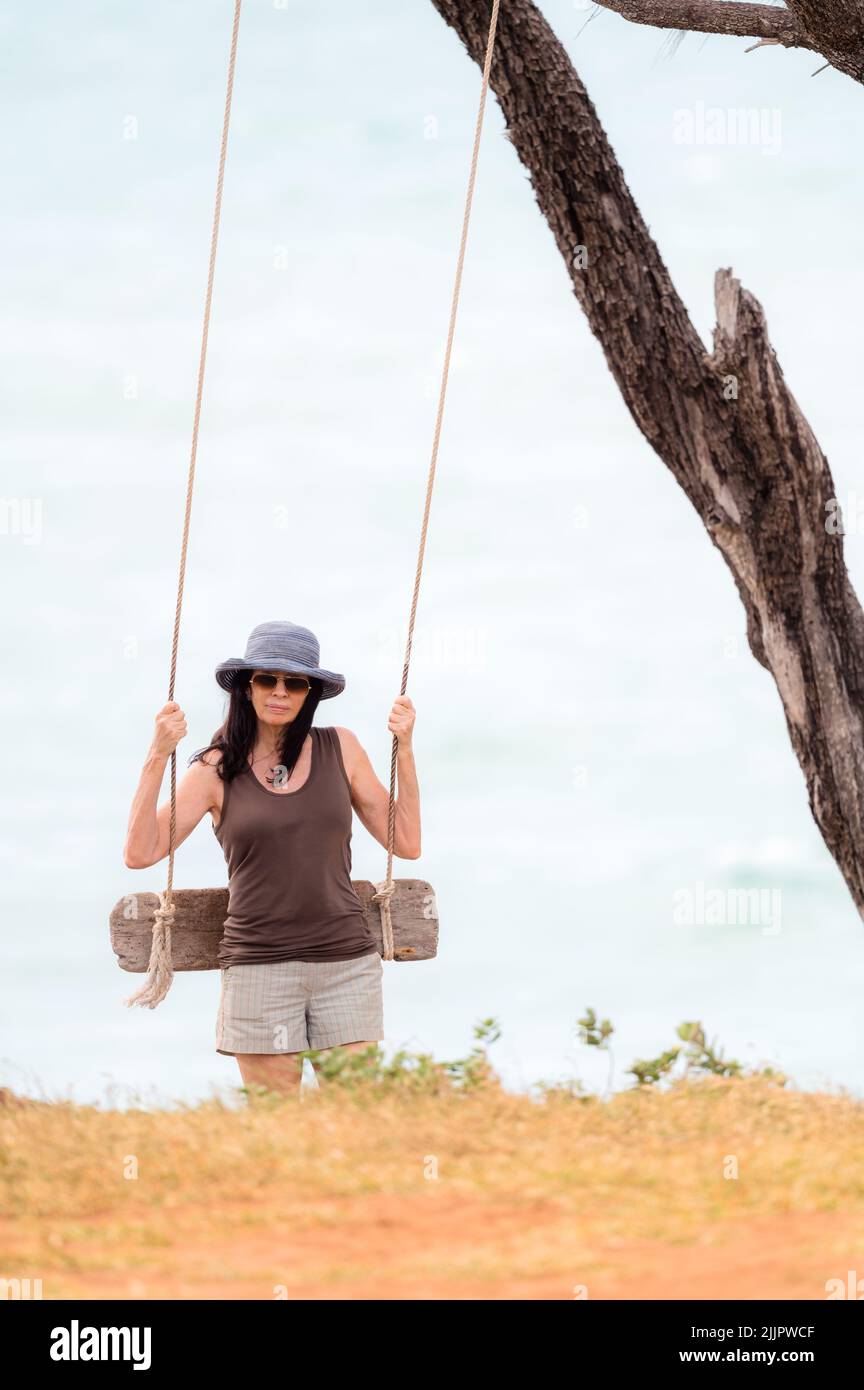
[592,0,864,83]
[431,0,864,916]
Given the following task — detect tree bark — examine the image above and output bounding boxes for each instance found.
[592,0,864,83]
[430,0,864,916]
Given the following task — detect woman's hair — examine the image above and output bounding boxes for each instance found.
[188,672,325,782]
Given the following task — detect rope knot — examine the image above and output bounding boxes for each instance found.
[372,878,396,962]
[152,896,177,930]
[123,888,176,1010]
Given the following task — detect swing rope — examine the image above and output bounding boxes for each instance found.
[126,0,500,1005]
[372,0,501,960]
[125,0,243,1008]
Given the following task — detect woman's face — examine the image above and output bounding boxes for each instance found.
[246,670,310,728]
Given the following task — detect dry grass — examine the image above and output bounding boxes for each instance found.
[2,1071,864,1299]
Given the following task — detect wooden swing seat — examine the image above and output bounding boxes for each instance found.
[110,880,438,972]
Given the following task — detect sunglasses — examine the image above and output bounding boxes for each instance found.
[249,671,311,695]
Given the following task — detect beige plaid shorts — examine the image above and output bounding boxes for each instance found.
[215,949,384,1055]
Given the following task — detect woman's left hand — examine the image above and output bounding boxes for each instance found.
[388,695,416,746]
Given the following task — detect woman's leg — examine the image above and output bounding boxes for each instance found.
[235,1043,379,1099]
[234,1051,305,1099]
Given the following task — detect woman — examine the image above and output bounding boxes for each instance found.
[124,619,421,1098]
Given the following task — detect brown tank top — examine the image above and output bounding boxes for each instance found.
[213,725,378,965]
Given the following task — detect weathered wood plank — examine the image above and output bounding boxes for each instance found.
[110,881,439,971]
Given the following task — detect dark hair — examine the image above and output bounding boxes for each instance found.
[189,672,325,782]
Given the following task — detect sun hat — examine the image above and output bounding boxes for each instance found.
[215,620,346,699]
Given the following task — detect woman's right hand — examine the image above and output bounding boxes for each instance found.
[151,701,188,757]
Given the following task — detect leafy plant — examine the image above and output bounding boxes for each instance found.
[627,1047,682,1087]
[252,1017,509,1100]
[575,1006,615,1095]
[575,1008,788,1092]
[676,1021,742,1079]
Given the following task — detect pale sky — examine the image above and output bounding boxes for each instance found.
[3,0,863,1103]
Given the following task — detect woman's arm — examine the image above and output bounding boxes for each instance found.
[336,697,421,859]
[123,702,219,869]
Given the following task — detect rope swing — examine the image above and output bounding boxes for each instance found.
[371,0,501,960]
[125,0,501,1008]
